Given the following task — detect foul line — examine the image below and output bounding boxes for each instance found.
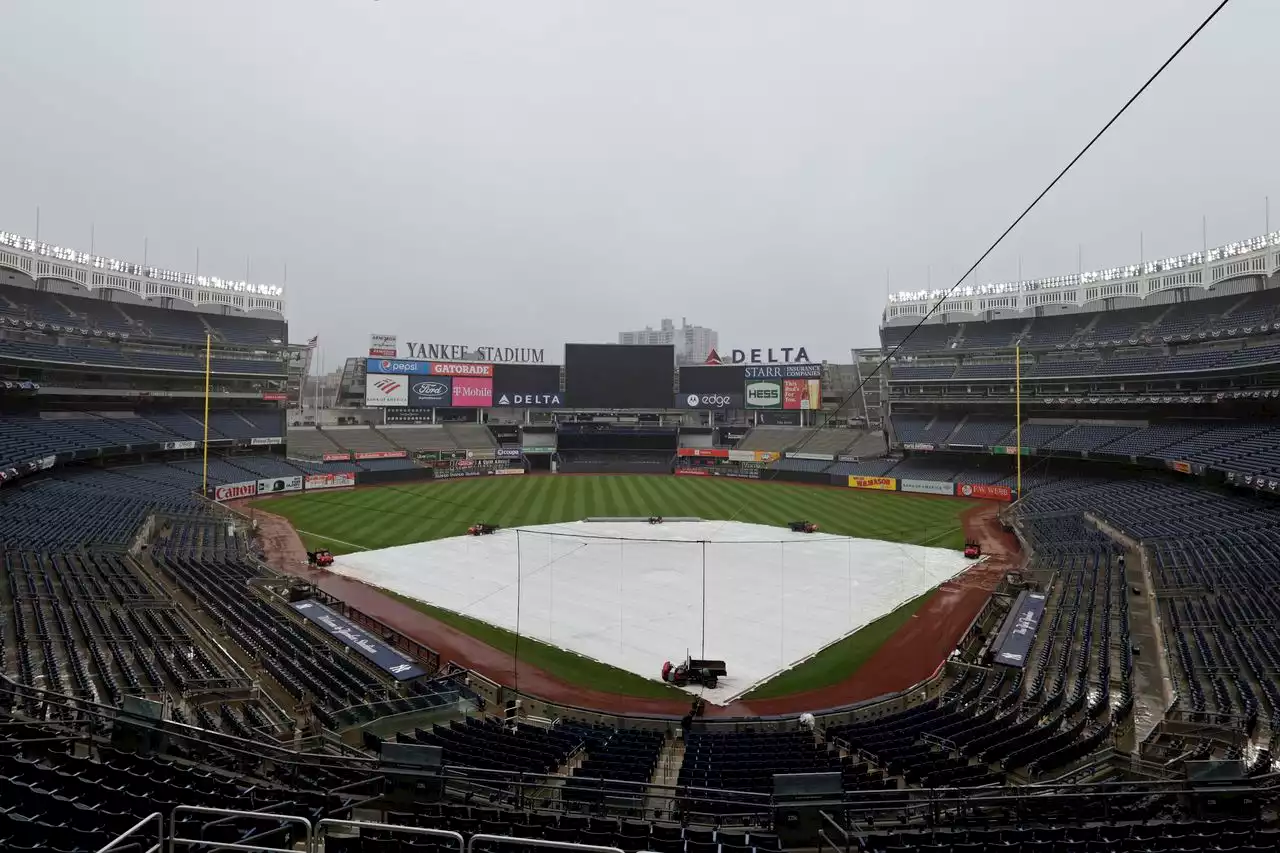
[296,529,371,551]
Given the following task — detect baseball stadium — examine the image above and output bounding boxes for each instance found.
[5,216,1280,852]
[6,3,1280,850]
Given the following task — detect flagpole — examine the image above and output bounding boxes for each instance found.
[1015,343,1022,497]
[202,333,212,495]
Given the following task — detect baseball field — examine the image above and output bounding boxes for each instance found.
[254,474,970,700]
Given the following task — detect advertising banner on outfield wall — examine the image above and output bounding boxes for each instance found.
[848,476,897,491]
[257,476,303,495]
[355,450,407,460]
[451,376,493,407]
[902,443,935,452]
[678,448,729,458]
[956,483,1013,501]
[322,452,352,461]
[305,472,357,490]
[250,437,283,446]
[213,480,258,501]
[744,380,783,409]
[787,451,834,461]
[291,600,428,680]
[365,374,409,407]
[901,479,954,496]
[675,468,710,476]
[164,440,197,451]
[408,378,452,407]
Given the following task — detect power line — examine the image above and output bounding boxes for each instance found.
[767,0,1232,470]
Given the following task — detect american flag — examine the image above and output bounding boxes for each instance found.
[306,335,318,347]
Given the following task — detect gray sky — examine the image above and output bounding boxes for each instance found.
[1,0,1276,364]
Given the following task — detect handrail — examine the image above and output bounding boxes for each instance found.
[95,812,163,853]
[167,805,312,853]
[318,819,465,853]
[468,834,625,853]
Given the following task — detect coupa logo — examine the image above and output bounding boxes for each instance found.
[412,381,448,396]
[375,378,403,393]
[745,382,779,403]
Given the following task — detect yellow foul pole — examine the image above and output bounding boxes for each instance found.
[1015,344,1022,496]
[202,333,212,495]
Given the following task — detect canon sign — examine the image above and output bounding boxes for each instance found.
[706,347,811,365]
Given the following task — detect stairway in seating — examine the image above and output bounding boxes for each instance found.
[372,425,406,451]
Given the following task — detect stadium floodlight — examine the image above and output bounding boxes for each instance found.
[886,226,1278,307]
[0,230,284,297]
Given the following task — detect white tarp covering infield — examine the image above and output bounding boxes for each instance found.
[331,521,971,703]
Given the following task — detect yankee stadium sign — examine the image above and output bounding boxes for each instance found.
[404,342,545,363]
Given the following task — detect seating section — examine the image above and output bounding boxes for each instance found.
[1015,477,1280,730]
[0,282,287,346]
[353,801,779,853]
[0,338,284,373]
[0,409,283,469]
[679,731,840,815]
[0,724,347,853]
[158,554,461,729]
[402,718,584,775]
[884,283,1280,356]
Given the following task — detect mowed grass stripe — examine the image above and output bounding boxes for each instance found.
[256,474,970,696]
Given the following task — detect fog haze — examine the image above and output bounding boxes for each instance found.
[0,0,1275,362]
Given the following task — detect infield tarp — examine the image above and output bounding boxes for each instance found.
[991,591,1046,668]
[291,599,429,680]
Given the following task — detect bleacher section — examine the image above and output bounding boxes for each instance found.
[0,409,283,469]
[0,338,284,373]
[885,281,1280,358]
[734,425,870,456]
[0,282,287,347]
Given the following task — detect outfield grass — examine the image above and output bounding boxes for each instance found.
[256,474,967,699]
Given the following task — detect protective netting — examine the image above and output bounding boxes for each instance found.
[333,520,970,702]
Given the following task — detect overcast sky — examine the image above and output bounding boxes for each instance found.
[1,0,1276,363]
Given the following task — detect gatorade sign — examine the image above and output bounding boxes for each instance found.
[744,381,782,409]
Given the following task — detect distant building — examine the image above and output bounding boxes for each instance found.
[619,318,718,365]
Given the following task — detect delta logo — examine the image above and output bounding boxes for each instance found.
[375,378,403,393]
[704,349,724,365]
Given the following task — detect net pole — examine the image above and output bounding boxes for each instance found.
[848,539,853,623]
[616,538,624,654]
[701,540,707,659]
[779,542,785,669]
[1016,343,1022,496]
[514,529,522,699]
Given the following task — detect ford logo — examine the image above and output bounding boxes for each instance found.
[413,382,447,396]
